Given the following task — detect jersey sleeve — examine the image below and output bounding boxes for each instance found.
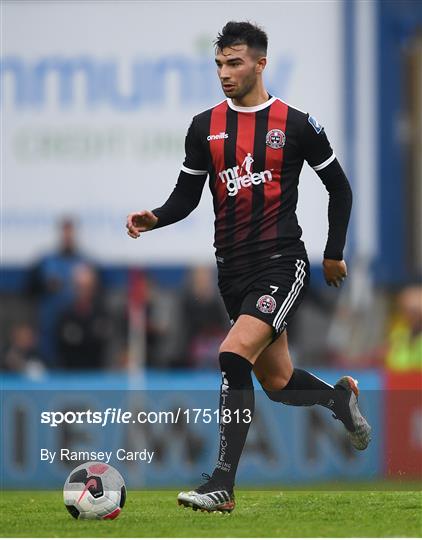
[181,117,209,176]
[152,170,207,230]
[301,114,336,171]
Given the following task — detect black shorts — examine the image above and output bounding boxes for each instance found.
[218,255,310,338]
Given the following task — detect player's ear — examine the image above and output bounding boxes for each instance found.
[256,56,267,74]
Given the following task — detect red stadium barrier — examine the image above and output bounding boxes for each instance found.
[385,371,422,478]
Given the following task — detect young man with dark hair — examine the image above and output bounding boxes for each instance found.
[126,21,371,513]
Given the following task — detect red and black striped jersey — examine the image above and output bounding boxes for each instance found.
[180,95,336,272]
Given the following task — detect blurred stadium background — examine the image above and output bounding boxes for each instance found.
[1,0,421,489]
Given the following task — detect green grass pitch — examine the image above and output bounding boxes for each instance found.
[1,488,422,537]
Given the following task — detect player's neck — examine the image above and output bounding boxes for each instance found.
[231,86,270,108]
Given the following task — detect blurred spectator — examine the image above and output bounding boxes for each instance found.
[177,266,229,369]
[144,277,172,367]
[1,323,45,377]
[27,217,90,366]
[386,285,422,371]
[118,272,173,370]
[56,263,110,370]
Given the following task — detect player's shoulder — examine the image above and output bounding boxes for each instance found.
[273,97,308,123]
[276,98,325,136]
[187,100,227,140]
[191,99,227,123]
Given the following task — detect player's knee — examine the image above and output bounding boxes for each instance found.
[219,336,256,361]
[258,374,291,393]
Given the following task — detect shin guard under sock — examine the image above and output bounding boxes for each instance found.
[264,368,336,409]
[212,352,254,487]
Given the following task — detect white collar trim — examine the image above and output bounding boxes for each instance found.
[227,96,277,113]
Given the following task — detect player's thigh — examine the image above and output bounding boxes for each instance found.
[220,314,273,364]
[236,256,309,340]
[253,331,293,391]
[218,256,309,365]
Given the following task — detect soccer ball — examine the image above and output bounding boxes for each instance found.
[63,462,126,520]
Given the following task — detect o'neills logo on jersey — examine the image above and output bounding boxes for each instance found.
[218,153,272,196]
[207,132,228,141]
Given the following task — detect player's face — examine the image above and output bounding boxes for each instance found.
[215,45,264,100]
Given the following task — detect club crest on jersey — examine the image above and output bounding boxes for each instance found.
[265,129,285,149]
[308,115,323,134]
[256,294,277,314]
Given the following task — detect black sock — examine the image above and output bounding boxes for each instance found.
[212,352,254,488]
[264,368,336,409]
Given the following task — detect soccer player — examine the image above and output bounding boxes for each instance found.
[126,21,371,513]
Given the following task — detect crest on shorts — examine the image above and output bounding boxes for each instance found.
[256,295,277,314]
[265,129,285,149]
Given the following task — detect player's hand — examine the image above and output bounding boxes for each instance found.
[323,259,347,288]
[126,210,158,239]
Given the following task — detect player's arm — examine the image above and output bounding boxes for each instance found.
[302,115,353,287]
[126,117,208,239]
[126,170,207,238]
